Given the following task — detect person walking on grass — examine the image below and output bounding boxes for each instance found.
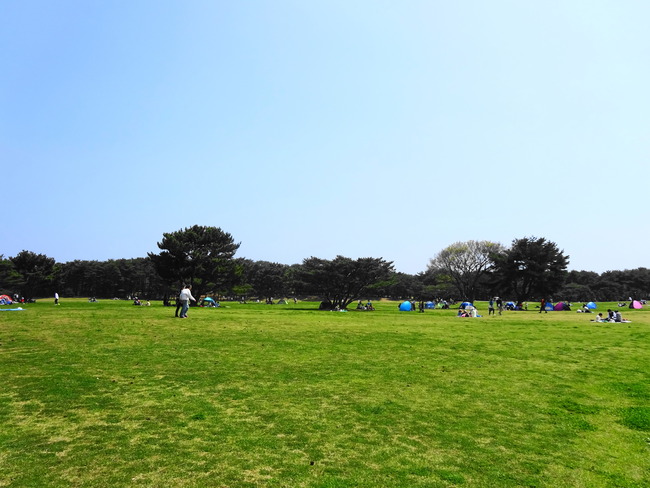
[54,292,60,306]
[496,297,503,315]
[179,284,196,318]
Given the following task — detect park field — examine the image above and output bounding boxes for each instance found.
[0,299,648,487]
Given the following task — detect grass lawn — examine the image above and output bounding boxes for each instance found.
[0,298,648,487]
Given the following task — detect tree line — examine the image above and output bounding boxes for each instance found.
[1,226,648,305]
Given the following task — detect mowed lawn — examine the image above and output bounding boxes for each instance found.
[0,299,648,487]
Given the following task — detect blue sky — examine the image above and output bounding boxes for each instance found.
[2,0,648,274]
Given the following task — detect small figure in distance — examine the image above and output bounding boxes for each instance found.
[488,297,495,316]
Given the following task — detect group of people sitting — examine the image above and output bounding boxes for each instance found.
[356,300,375,311]
[592,309,630,323]
[457,306,478,318]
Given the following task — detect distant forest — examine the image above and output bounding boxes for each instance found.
[1,251,648,303]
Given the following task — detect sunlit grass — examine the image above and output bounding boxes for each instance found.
[0,299,648,487]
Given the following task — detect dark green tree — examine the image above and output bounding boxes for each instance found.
[0,255,22,295]
[148,225,240,300]
[56,258,166,299]
[491,237,569,301]
[419,267,462,300]
[593,268,650,301]
[10,250,57,299]
[625,267,650,299]
[294,256,394,310]
[380,272,421,300]
[558,270,599,301]
[240,259,290,301]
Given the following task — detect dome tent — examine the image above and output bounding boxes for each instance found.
[399,301,412,311]
[586,302,597,309]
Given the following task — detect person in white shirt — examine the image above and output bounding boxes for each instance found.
[179,285,196,318]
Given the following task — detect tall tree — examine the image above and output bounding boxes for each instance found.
[558,270,600,301]
[10,250,57,298]
[491,237,569,301]
[428,240,504,302]
[148,225,240,299]
[380,272,423,300]
[294,256,394,310]
[419,267,457,300]
[0,255,22,295]
[240,260,290,300]
[56,258,167,298]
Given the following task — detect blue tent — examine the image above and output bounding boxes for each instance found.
[399,301,412,311]
[586,301,597,309]
[201,297,219,307]
[544,302,554,311]
[425,301,435,309]
[460,302,473,309]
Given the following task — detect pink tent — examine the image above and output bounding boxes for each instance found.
[630,300,643,309]
[553,302,565,311]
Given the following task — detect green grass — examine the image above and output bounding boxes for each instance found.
[1,299,648,487]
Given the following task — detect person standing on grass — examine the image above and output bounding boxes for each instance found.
[179,284,196,318]
[54,292,59,306]
[539,298,547,313]
[488,297,495,316]
[175,286,183,317]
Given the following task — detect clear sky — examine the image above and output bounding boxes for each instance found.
[2,1,648,275]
